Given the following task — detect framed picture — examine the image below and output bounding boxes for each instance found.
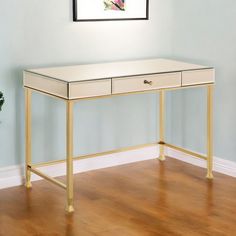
[73,0,149,22]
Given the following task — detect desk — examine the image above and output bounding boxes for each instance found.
[23,58,215,212]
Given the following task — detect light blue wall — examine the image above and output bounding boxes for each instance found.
[1,1,235,168]
[0,0,173,167]
[170,0,236,162]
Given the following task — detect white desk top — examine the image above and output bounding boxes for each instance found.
[26,58,212,83]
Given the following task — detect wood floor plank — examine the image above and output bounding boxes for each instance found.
[0,158,235,236]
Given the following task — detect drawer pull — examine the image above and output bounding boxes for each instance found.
[144,80,153,85]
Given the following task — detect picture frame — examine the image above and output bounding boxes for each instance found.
[73,0,149,22]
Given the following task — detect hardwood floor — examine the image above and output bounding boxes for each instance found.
[0,158,236,236]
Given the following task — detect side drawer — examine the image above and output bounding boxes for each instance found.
[24,72,68,99]
[69,79,111,99]
[112,72,181,94]
[182,69,215,86]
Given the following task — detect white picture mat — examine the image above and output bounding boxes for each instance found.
[76,0,147,20]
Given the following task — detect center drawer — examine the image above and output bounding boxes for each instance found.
[112,72,181,94]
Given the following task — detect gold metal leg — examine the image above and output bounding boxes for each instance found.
[66,100,74,213]
[159,90,165,161]
[25,88,32,188]
[206,85,214,179]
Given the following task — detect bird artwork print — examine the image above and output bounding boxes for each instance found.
[104,0,125,11]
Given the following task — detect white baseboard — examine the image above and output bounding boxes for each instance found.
[0,145,159,190]
[0,165,25,190]
[0,145,235,190]
[167,148,236,178]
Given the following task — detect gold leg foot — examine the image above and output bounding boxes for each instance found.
[25,182,32,188]
[158,154,166,161]
[66,204,74,213]
[206,172,214,179]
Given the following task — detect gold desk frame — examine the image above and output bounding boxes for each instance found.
[25,83,214,213]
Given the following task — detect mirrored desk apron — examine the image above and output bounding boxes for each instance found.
[23,58,215,213]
